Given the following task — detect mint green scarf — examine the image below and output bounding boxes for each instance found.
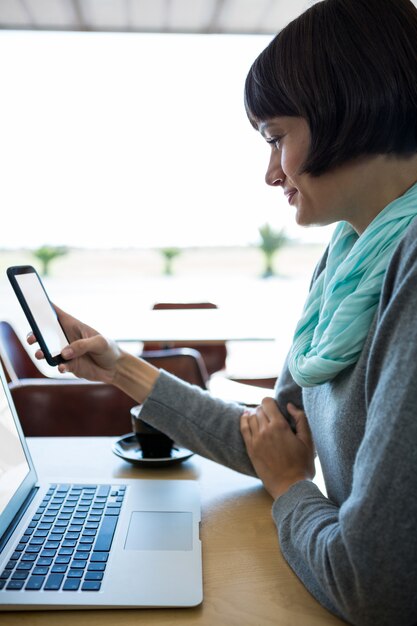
[288,182,417,387]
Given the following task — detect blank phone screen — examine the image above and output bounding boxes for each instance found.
[15,273,68,358]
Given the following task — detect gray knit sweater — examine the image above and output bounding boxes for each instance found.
[139,217,417,626]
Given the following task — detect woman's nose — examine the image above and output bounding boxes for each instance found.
[265,152,284,187]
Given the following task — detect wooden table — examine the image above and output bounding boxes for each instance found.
[0,438,346,626]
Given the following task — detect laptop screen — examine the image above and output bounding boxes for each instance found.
[0,375,30,516]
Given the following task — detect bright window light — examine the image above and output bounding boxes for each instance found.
[0,30,333,249]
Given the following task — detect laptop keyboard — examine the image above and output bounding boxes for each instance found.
[0,483,126,592]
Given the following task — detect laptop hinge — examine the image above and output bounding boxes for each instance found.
[0,486,39,555]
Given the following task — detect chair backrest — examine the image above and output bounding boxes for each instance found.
[0,321,44,382]
[143,303,228,376]
[9,379,136,437]
[6,347,208,437]
[141,348,209,389]
[152,302,218,310]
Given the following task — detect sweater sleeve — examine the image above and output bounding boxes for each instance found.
[271,232,417,626]
[138,370,257,476]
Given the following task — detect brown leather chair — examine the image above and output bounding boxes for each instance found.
[143,302,228,376]
[8,378,136,437]
[0,320,137,436]
[0,321,208,437]
[8,348,208,437]
[142,348,208,389]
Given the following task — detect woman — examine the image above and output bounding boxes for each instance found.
[30,1,417,624]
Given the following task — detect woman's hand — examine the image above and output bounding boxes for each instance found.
[240,398,315,500]
[27,306,122,384]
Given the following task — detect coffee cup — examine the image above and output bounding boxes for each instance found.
[130,406,173,459]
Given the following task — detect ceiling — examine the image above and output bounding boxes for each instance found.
[2,1,417,37]
[0,0,320,35]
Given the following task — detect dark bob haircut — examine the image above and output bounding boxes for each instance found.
[244,0,417,176]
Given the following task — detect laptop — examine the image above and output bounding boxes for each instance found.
[0,363,202,610]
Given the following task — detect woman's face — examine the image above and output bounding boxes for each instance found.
[259,116,365,231]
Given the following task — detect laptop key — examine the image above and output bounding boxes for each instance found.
[0,581,5,590]
[67,570,83,578]
[84,572,103,581]
[25,575,45,590]
[6,580,24,590]
[40,549,56,558]
[63,578,80,591]
[44,573,64,590]
[85,522,99,529]
[81,581,101,591]
[32,566,49,576]
[90,552,108,562]
[74,552,90,560]
[87,562,106,571]
[79,537,94,544]
[103,509,120,516]
[97,485,110,498]
[94,515,118,551]
[11,570,29,580]
[76,543,92,551]
[16,562,33,571]
[55,555,71,564]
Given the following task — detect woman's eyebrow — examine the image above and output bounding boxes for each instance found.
[258,122,269,137]
[258,121,284,138]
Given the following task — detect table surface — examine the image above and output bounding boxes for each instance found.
[0,438,345,626]
[111,308,277,343]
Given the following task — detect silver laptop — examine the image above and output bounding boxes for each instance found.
[0,363,202,610]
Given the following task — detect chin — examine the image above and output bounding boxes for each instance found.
[295,207,325,228]
[294,211,311,227]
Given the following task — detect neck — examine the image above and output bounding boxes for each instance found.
[345,154,417,234]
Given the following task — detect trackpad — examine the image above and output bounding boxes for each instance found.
[124,511,193,551]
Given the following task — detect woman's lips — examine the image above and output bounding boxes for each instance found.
[285,189,298,205]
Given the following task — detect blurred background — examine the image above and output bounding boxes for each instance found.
[0,0,336,380]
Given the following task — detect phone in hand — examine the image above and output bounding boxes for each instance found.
[6,265,69,366]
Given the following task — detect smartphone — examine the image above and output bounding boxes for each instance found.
[6,265,69,366]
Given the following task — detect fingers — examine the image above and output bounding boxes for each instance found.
[240,403,278,448]
[240,409,259,437]
[242,400,310,443]
[260,397,292,432]
[61,334,108,361]
[26,332,37,346]
[287,403,313,445]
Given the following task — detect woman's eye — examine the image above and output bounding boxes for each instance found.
[267,136,282,150]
